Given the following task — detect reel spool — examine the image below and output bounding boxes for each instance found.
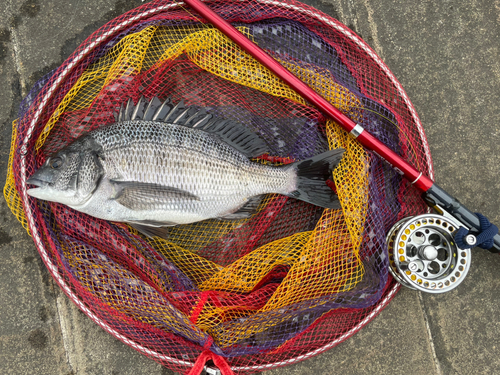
[387,213,471,293]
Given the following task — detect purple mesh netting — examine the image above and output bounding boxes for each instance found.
[10,1,433,370]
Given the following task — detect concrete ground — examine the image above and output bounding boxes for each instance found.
[1,0,499,374]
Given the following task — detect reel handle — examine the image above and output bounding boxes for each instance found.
[423,183,500,253]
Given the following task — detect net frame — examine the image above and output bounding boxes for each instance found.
[8,0,434,372]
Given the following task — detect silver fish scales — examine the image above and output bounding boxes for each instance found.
[27,97,344,237]
[95,120,293,222]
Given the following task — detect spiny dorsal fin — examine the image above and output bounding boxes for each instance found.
[163,100,185,122]
[130,96,147,120]
[115,104,123,122]
[152,97,172,121]
[117,97,269,158]
[121,98,134,121]
[143,96,163,120]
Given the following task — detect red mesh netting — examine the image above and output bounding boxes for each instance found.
[4,0,433,373]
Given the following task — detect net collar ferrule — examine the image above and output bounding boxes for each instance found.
[350,124,364,138]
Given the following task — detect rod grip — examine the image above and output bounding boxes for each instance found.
[423,183,500,253]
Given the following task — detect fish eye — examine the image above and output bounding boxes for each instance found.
[50,157,63,169]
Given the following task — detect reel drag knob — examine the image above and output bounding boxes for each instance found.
[387,214,471,293]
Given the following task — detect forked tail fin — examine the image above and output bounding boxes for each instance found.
[286,149,345,209]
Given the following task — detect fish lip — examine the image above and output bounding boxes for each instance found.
[26,176,48,188]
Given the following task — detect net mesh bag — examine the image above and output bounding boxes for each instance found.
[4,0,433,373]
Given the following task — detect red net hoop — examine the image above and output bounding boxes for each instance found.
[5,0,433,373]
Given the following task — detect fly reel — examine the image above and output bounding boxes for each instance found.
[387,213,471,293]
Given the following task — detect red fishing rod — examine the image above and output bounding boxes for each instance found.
[183,0,500,261]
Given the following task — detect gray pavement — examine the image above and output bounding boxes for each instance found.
[1,0,499,374]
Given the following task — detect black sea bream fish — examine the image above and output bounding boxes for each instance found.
[27,97,344,236]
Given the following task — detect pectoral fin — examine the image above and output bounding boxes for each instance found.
[111,180,199,210]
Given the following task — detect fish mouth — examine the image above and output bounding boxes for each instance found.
[26,176,48,188]
[26,175,49,197]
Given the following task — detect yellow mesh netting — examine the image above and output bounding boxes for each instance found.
[35,25,160,149]
[4,121,30,232]
[5,23,369,345]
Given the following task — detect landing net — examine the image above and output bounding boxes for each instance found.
[4,0,433,373]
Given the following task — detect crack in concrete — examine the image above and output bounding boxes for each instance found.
[7,6,74,373]
[418,292,443,375]
[345,0,360,36]
[9,28,28,97]
[57,295,76,374]
[361,0,384,58]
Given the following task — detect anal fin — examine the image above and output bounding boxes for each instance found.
[128,221,175,239]
[219,195,264,220]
